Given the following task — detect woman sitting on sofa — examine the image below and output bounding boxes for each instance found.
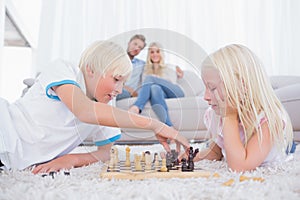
[129,42,184,127]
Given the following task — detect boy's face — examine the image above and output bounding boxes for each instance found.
[127,39,145,57]
[201,67,225,115]
[93,70,128,103]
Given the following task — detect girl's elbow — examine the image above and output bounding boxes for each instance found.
[227,162,257,172]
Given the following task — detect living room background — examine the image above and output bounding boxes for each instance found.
[1,0,300,102]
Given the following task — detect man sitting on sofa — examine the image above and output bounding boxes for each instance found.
[116,34,147,100]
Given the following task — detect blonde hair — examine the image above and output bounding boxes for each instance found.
[79,40,132,78]
[144,42,166,77]
[203,44,293,150]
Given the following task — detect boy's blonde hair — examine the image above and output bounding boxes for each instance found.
[79,40,132,78]
[144,42,166,77]
[203,44,293,151]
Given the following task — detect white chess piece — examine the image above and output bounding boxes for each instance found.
[135,155,142,171]
[125,146,131,167]
[160,158,168,172]
[154,153,160,169]
[145,153,152,171]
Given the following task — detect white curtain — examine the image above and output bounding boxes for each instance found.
[36,0,300,76]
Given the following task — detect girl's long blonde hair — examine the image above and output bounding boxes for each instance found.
[144,42,166,77]
[205,44,293,150]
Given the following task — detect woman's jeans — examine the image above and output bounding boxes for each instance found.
[133,75,184,126]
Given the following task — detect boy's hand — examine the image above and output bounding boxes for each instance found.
[154,125,190,153]
[32,154,76,174]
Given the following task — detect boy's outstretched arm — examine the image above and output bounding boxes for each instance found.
[53,84,190,152]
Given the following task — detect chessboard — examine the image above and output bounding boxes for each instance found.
[99,146,211,180]
[100,161,211,180]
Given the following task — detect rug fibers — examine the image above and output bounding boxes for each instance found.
[0,143,299,200]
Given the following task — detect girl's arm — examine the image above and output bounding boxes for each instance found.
[213,90,273,172]
[222,116,273,171]
[193,141,223,162]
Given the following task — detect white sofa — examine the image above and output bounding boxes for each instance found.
[116,72,300,143]
[270,76,300,141]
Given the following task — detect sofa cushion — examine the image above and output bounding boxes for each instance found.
[177,70,204,97]
[274,84,300,131]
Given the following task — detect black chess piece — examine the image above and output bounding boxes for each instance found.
[186,146,199,171]
[181,158,188,171]
[171,149,178,166]
[166,152,172,169]
[166,149,179,170]
[193,148,199,158]
[49,171,56,179]
[187,147,194,170]
[64,171,70,176]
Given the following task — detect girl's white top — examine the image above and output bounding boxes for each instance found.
[204,107,290,166]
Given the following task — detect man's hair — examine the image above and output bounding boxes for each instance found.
[129,34,146,48]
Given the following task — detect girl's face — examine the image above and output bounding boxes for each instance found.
[149,46,161,63]
[201,67,226,115]
[93,69,128,103]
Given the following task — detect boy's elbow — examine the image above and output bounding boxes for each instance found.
[75,110,96,124]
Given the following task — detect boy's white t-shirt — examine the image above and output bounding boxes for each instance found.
[0,59,121,170]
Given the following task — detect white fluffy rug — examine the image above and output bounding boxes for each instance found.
[1,143,300,200]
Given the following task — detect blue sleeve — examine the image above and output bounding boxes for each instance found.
[45,80,80,101]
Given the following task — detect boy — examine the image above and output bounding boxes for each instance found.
[0,41,189,174]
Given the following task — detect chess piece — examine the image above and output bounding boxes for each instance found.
[145,151,152,171]
[134,154,142,171]
[160,158,168,172]
[188,147,194,171]
[141,152,145,162]
[153,153,160,170]
[125,146,131,167]
[166,149,179,170]
[185,146,199,171]
[193,148,199,158]
[109,147,116,170]
[181,158,188,171]
[166,152,172,169]
[114,146,119,163]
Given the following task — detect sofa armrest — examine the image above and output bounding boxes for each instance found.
[270,76,300,89]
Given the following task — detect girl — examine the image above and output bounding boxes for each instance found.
[195,44,294,171]
[0,41,189,173]
[129,42,185,127]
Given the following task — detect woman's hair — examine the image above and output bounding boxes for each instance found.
[203,44,293,150]
[144,42,166,76]
[79,40,132,78]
